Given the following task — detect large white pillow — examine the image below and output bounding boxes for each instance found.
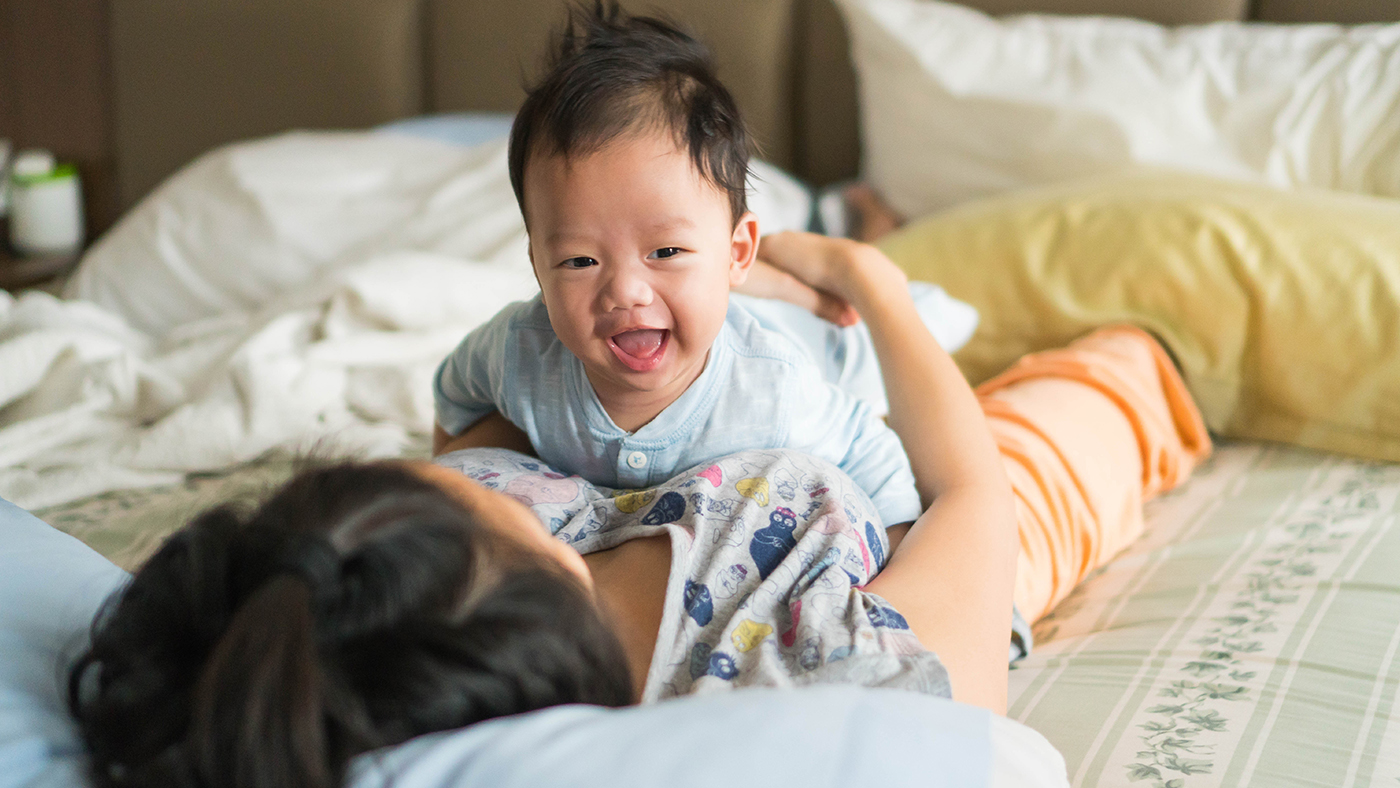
[65,133,531,337]
[838,0,1400,218]
[67,126,816,339]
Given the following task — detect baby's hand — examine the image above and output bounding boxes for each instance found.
[756,232,908,318]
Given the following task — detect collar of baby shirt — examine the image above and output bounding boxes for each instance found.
[566,321,737,449]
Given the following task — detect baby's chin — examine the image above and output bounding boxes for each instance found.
[587,340,710,396]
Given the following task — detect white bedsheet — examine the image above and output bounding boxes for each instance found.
[1,251,538,510]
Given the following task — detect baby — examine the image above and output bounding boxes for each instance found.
[432,6,953,530]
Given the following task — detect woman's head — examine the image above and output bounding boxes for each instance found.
[69,461,631,788]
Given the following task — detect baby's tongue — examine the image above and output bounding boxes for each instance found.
[613,329,666,359]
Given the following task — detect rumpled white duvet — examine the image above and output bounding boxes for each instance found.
[0,133,814,510]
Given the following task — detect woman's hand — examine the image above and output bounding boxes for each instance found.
[754,232,908,322]
[735,253,860,327]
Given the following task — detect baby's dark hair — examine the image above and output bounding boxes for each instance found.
[508,1,751,223]
[68,462,631,788]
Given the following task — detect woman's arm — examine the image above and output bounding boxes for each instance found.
[758,232,1018,713]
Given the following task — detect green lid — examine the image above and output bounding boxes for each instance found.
[11,162,78,186]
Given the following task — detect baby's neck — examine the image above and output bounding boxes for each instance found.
[595,387,685,434]
[587,351,710,434]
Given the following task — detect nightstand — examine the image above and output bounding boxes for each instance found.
[0,219,79,293]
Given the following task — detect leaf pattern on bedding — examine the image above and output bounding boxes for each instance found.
[1125,462,1398,788]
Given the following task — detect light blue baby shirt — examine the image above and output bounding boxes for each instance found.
[433,293,926,528]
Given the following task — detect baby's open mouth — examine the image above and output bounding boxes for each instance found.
[608,328,669,371]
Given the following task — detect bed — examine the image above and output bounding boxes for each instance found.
[5,1,1400,786]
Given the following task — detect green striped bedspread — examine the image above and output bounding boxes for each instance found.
[39,441,1400,786]
[1012,442,1400,788]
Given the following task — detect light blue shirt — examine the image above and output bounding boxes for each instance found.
[433,293,928,527]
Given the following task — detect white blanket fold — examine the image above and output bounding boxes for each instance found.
[1,252,539,510]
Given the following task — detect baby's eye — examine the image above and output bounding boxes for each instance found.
[560,257,598,269]
[649,247,684,260]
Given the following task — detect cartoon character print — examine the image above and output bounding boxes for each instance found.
[684,580,714,626]
[807,504,856,538]
[561,506,610,544]
[771,467,800,502]
[842,547,870,585]
[714,564,749,598]
[612,489,656,514]
[697,496,748,548]
[641,491,687,525]
[780,598,803,648]
[735,476,769,506]
[842,494,868,531]
[502,474,581,508]
[731,620,773,652]
[791,546,843,600]
[688,641,740,681]
[688,642,713,680]
[697,465,723,487]
[827,645,855,663]
[867,603,910,630]
[865,521,887,570]
[706,652,739,680]
[749,506,798,580]
[704,496,741,518]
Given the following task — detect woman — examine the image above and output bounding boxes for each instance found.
[69,234,1209,788]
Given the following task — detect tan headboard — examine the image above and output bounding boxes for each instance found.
[3,0,1398,237]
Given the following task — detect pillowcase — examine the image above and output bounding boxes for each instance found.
[837,0,1400,219]
[878,170,1400,463]
[0,497,127,787]
[0,496,1068,788]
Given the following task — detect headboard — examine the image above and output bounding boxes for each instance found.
[2,0,1397,237]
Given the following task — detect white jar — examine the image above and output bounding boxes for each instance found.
[9,161,84,255]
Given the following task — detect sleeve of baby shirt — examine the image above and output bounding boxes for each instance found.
[433,306,517,436]
[786,366,924,528]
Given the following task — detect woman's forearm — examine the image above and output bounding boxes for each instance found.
[794,237,1020,713]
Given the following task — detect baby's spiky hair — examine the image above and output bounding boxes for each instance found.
[507,1,751,224]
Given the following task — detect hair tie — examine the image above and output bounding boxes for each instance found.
[273,535,342,611]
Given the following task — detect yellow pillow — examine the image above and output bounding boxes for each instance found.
[880,170,1400,462]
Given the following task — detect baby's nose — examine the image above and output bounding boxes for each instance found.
[600,261,654,310]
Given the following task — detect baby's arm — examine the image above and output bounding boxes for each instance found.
[432,304,531,457]
[433,412,536,457]
[758,232,1018,714]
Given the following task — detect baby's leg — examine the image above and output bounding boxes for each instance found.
[975,326,1212,622]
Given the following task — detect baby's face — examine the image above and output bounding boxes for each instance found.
[523,131,757,409]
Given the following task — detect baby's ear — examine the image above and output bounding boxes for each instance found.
[729,212,760,287]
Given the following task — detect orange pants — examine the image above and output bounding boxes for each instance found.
[977,326,1212,623]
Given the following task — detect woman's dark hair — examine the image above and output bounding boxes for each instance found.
[68,462,632,788]
[508,1,751,224]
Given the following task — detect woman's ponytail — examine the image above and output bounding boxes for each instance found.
[70,461,632,788]
[188,575,332,788]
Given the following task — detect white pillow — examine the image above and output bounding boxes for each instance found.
[837,0,1400,218]
[65,133,531,337]
[68,127,816,339]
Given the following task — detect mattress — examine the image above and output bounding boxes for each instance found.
[37,440,1400,786]
[1012,441,1400,787]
